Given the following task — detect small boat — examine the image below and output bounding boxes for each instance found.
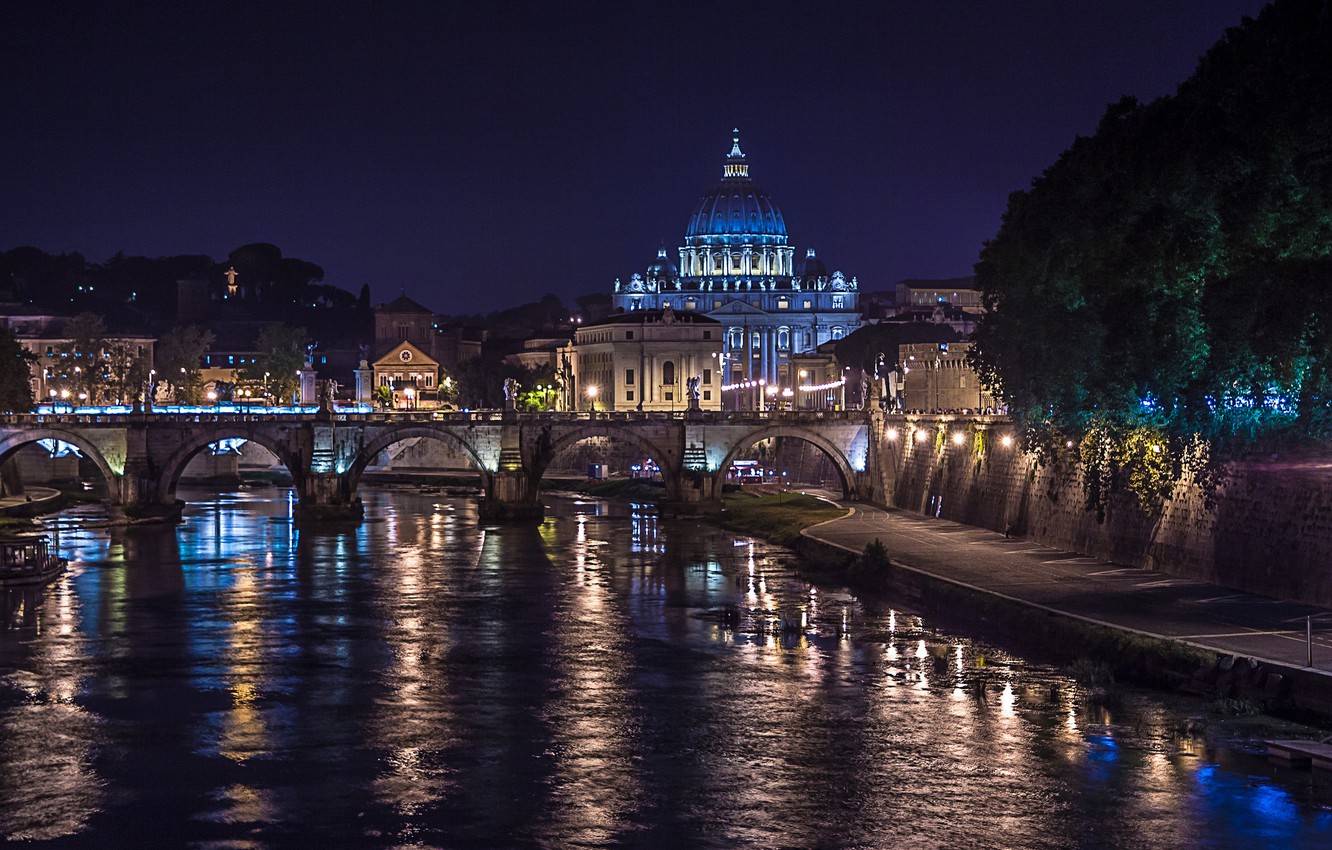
[0,535,67,586]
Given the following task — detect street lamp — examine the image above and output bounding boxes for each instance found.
[586,384,598,413]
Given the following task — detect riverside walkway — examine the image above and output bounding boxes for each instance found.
[803,503,1332,676]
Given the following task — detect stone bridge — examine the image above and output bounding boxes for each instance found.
[0,409,877,522]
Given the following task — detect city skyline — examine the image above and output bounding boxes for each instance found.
[3,1,1269,313]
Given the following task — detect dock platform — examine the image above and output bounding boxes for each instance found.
[1265,739,1332,768]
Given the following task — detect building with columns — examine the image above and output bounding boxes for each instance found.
[573,306,722,412]
[611,132,861,406]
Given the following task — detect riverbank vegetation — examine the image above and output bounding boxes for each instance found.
[714,491,846,548]
[972,0,1332,504]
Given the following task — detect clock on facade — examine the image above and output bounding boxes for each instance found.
[399,349,413,362]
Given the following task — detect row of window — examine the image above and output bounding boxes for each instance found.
[624,367,712,386]
[40,346,147,358]
[378,372,435,387]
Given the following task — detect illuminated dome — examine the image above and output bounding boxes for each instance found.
[645,246,678,280]
[683,131,788,247]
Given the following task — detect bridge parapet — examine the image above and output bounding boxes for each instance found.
[0,409,886,523]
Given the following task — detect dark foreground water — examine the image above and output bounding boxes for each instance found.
[1,488,1330,849]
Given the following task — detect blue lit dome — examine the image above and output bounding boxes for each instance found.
[799,247,827,278]
[684,132,788,247]
[645,246,678,279]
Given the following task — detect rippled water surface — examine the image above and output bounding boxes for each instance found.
[1,487,1331,848]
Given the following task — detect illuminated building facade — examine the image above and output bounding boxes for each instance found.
[573,306,722,412]
[611,132,861,404]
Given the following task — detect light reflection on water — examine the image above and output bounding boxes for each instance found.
[0,487,1328,847]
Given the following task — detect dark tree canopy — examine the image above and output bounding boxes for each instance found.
[972,0,1332,446]
[0,327,35,413]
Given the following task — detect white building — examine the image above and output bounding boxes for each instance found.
[573,306,722,412]
[611,132,862,401]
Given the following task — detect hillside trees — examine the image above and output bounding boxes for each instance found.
[972,0,1332,451]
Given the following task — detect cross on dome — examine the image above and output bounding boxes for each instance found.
[724,128,749,179]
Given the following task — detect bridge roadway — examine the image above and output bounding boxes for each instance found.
[0,408,877,522]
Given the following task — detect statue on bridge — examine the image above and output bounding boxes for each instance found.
[503,377,519,411]
[687,375,701,411]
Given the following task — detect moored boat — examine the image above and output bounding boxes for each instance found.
[0,535,67,586]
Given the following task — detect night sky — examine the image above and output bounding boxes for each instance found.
[3,1,1270,315]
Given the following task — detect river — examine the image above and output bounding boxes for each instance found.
[0,486,1329,848]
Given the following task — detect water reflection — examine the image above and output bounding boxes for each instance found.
[0,489,1327,847]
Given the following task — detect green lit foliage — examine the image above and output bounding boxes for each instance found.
[973,0,1332,449]
[1116,428,1175,512]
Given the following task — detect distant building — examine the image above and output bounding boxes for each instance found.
[573,306,722,412]
[899,341,998,413]
[374,294,483,370]
[895,277,983,313]
[372,340,443,410]
[1,307,155,406]
[790,340,844,411]
[610,132,862,400]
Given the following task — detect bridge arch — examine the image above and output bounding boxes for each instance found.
[345,425,494,495]
[531,423,676,486]
[0,428,120,500]
[157,428,305,503]
[716,425,858,499]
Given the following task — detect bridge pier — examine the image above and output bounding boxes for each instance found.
[295,472,364,523]
[114,454,185,522]
[659,471,724,516]
[479,470,544,522]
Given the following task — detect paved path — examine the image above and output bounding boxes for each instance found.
[803,502,1332,676]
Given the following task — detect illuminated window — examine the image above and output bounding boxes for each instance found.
[833,295,845,308]
[778,328,789,350]
[803,300,812,309]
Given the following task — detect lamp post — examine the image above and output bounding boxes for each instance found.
[586,384,598,413]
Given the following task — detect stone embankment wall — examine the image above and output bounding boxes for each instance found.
[876,416,1332,607]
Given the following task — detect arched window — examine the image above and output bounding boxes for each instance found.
[662,361,676,385]
[831,327,844,340]
[777,327,790,350]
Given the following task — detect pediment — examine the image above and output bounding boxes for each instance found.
[706,300,770,317]
[372,340,438,369]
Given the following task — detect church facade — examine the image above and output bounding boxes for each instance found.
[611,132,861,406]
